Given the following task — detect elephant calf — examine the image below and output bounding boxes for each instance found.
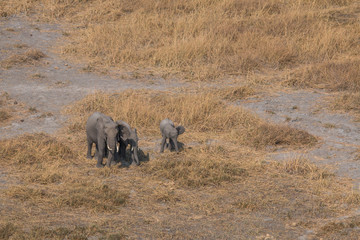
[117,120,140,166]
[160,118,185,153]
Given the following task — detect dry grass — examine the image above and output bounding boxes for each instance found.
[1,0,360,238]
[142,145,248,188]
[0,130,357,238]
[1,0,358,80]
[0,49,46,69]
[0,89,355,238]
[220,86,255,101]
[0,223,105,240]
[332,93,360,115]
[0,92,28,126]
[284,59,360,91]
[0,110,11,122]
[281,157,334,180]
[0,133,129,212]
[64,89,316,149]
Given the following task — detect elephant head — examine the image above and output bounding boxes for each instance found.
[117,121,140,166]
[97,117,120,167]
[176,126,185,135]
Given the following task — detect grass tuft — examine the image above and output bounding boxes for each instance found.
[0,110,11,121]
[0,133,75,166]
[0,49,46,69]
[282,157,334,180]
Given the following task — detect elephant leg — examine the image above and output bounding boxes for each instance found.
[106,152,116,167]
[160,137,167,153]
[96,152,104,168]
[87,139,92,159]
[120,143,126,161]
[94,143,99,159]
[169,138,175,150]
[104,145,108,158]
[171,137,179,152]
[96,143,105,168]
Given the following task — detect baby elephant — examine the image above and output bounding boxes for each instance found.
[160,118,185,153]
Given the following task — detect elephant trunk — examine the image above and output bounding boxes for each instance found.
[132,145,140,165]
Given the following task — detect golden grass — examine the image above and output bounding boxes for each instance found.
[0,130,356,238]
[0,133,129,212]
[0,223,105,240]
[0,110,11,122]
[284,59,360,91]
[142,145,248,187]
[64,89,316,149]
[0,92,28,126]
[281,157,334,180]
[0,49,46,69]
[1,1,360,236]
[332,93,360,115]
[1,0,358,80]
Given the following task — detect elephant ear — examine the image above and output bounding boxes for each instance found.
[96,117,106,138]
[176,126,185,135]
[117,121,131,141]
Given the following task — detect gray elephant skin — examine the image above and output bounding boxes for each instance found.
[117,120,140,166]
[160,118,185,153]
[86,112,120,168]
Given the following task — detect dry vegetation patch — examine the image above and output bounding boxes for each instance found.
[142,146,248,187]
[0,49,46,69]
[0,131,357,238]
[2,0,358,80]
[1,1,360,237]
[285,59,360,92]
[0,92,28,126]
[64,89,316,149]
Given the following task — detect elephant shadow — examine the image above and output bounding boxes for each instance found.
[166,140,185,152]
[117,148,149,168]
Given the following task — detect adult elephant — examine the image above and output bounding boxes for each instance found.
[86,112,120,168]
[160,118,185,153]
[117,120,140,166]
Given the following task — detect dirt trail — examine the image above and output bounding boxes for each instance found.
[0,15,182,139]
[241,90,360,182]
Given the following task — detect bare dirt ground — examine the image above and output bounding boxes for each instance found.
[1,15,360,239]
[0,15,183,139]
[241,90,360,182]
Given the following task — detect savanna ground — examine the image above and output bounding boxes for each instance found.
[0,0,360,239]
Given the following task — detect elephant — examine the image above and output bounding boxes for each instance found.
[116,120,140,166]
[86,112,120,168]
[160,118,185,153]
